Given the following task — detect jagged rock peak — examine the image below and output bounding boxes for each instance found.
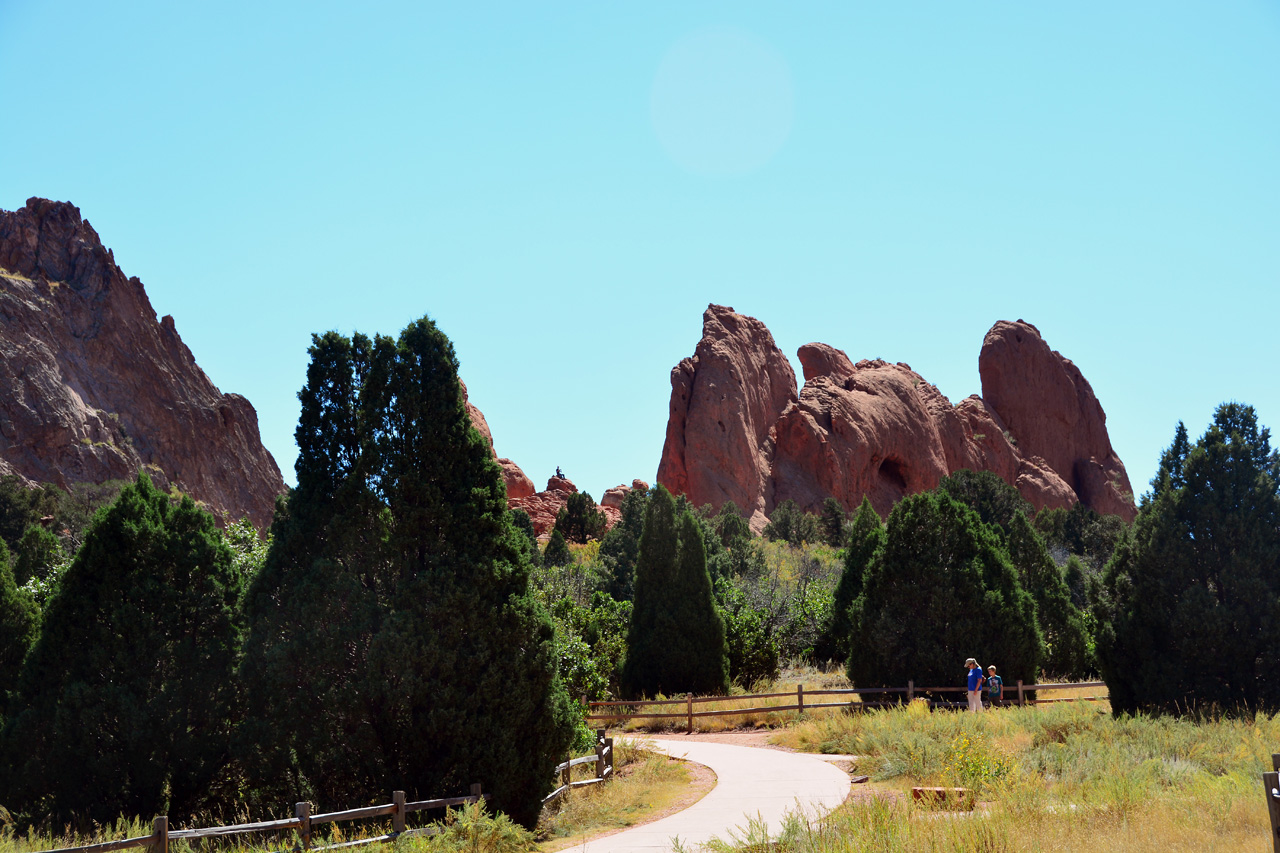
[0,197,285,529]
[656,306,1136,524]
[657,304,798,530]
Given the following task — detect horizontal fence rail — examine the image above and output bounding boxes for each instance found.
[38,785,490,853]
[586,681,1110,732]
[543,729,614,806]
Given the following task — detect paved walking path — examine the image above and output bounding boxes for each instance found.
[579,739,851,853]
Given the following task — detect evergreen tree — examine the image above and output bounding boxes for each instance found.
[1006,512,1090,678]
[937,468,1032,541]
[818,497,884,662]
[820,498,847,547]
[1034,503,1127,571]
[0,540,38,712]
[544,528,572,567]
[599,486,648,600]
[509,509,541,566]
[713,500,753,551]
[1095,404,1280,715]
[763,500,821,546]
[554,492,607,544]
[621,486,728,697]
[846,491,1041,696]
[13,524,62,589]
[1,474,241,825]
[239,318,574,827]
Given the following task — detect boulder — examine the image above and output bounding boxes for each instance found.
[0,198,284,529]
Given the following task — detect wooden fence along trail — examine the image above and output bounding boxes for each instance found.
[1264,752,1280,853]
[586,681,1110,732]
[37,732,618,853]
[39,787,491,853]
[543,730,614,806]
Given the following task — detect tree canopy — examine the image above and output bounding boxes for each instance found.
[621,485,728,697]
[846,490,1042,695]
[1,473,241,826]
[1095,404,1280,715]
[238,318,575,827]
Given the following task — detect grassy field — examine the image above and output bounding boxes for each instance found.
[762,699,1277,852]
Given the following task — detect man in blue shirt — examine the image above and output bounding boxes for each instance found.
[965,657,984,713]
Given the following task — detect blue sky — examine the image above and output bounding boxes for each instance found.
[2,2,1278,503]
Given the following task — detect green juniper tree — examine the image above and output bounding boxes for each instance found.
[1,474,241,826]
[599,485,648,600]
[621,485,728,697]
[1095,404,1280,715]
[1006,511,1090,678]
[13,524,62,588]
[0,540,38,714]
[820,497,847,548]
[846,491,1041,696]
[543,528,572,567]
[554,492,607,544]
[817,497,884,663]
[238,318,575,827]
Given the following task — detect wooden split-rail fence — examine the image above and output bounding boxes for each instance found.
[586,681,1109,733]
[40,786,490,853]
[543,729,614,806]
[1263,753,1280,853]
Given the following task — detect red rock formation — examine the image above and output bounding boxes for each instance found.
[979,321,1135,520]
[657,306,1136,523]
[499,458,535,500]
[0,198,284,528]
[657,305,797,530]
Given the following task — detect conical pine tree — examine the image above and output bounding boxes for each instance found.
[621,486,728,697]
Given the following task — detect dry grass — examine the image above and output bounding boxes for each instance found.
[536,740,712,851]
[606,667,862,734]
[755,699,1278,853]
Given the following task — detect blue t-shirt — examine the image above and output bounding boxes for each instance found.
[967,667,983,691]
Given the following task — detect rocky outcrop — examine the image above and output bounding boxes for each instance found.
[657,305,797,530]
[0,198,284,528]
[978,321,1134,518]
[657,306,1136,523]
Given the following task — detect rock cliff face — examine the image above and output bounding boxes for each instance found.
[656,304,797,530]
[0,198,284,528]
[658,306,1135,525]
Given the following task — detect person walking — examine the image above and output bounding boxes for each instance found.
[985,665,1004,708]
[965,658,984,713]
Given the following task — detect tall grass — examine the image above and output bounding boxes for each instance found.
[756,701,1278,852]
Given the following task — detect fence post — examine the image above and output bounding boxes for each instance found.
[296,802,311,849]
[148,817,168,853]
[471,782,483,800]
[392,790,406,834]
[798,683,805,714]
[1273,753,1280,772]
[605,737,614,775]
[1264,771,1280,853]
[562,749,571,786]
[687,693,693,734]
[595,729,606,779]
[1017,680,1025,707]
[907,680,914,703]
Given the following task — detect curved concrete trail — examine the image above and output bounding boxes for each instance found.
[579,739,850,853]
